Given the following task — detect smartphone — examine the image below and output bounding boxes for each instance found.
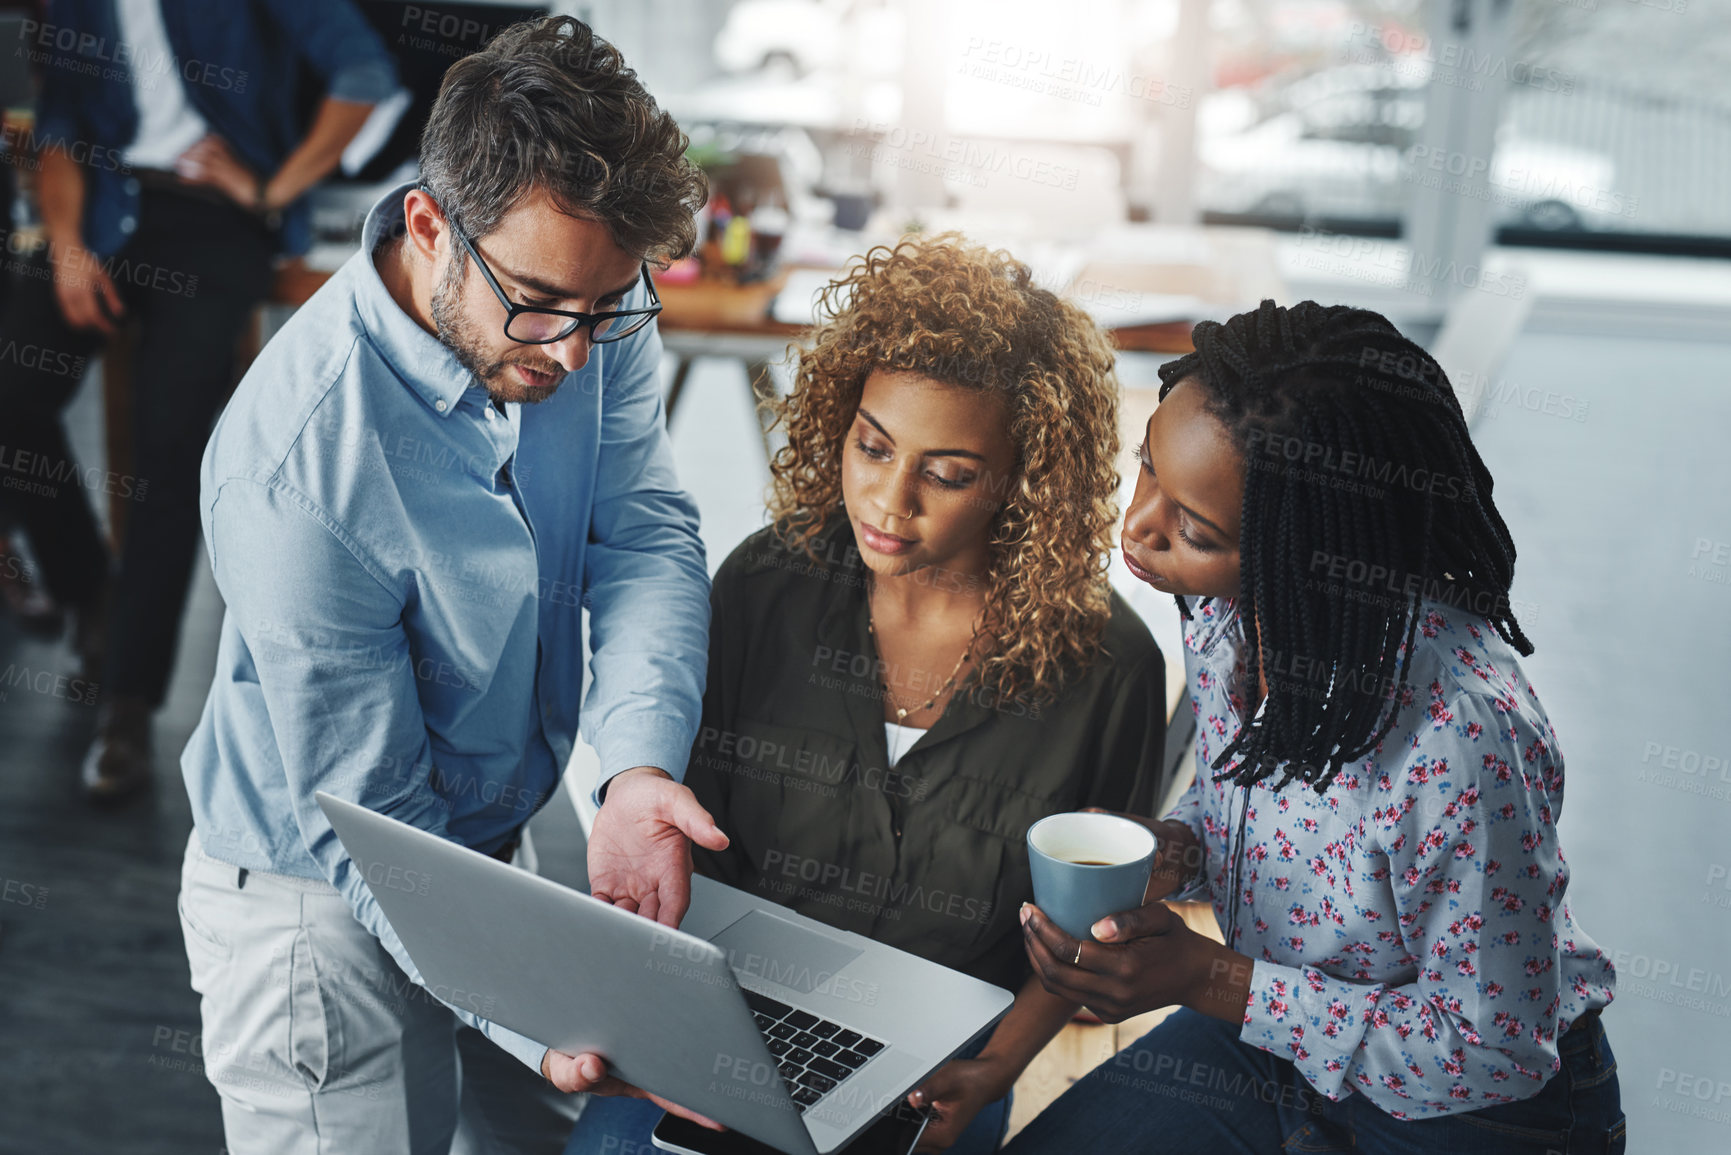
[652,1104,932,1155]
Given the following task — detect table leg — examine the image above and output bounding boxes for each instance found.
[746,358,775,462]
[665,355,694,423]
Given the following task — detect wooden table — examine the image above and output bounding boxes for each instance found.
[655,271,1197,373]
[242,263,1185,458]
[648,222,1287,444]
[100,226,1283,535]
[650,274,804,428]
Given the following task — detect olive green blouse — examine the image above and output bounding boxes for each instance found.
[686,518,1167,992]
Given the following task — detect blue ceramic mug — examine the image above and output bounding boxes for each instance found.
[1026,812,1158,941]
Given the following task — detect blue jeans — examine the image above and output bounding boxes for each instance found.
[562,1035,1013,1154]
[1002,1008,1626,1154]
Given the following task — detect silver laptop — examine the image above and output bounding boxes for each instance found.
[316,792,1013,1155]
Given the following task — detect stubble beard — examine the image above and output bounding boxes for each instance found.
[430,257,563,406]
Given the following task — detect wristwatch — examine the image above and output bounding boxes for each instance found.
[253,176,283,230]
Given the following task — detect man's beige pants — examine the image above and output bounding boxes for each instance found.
[178,829,586,1154]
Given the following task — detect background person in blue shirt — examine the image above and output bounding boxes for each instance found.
[178,16,725,1154]
[0,0,400,800]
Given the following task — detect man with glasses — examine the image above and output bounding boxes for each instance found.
[443,192,663,350]
[178,17,721,1153]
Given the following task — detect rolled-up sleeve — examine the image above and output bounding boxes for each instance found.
[256,0,401,104]
[207,477,546,1071]
[34,1,83,144]
[580,318,711,804]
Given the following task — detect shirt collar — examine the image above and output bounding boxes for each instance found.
[1184,595,1242,660]
[354,181,487,420]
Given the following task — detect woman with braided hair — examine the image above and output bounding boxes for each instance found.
[1010,300,1625,1153]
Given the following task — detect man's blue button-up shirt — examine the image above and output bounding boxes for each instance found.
[182,184,710,1068]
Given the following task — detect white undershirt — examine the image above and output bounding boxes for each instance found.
[117,0,210,169]
[884,721,926,768]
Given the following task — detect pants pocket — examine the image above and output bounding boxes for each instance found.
[177,871,234,997]
[1452,1089,1572,1148]
[288,927,332,1090]
[177,869,314,1124]
[1281,1118,1357,1152]
[1454,1110,1571,1145]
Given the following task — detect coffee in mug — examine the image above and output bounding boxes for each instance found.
[1026,812,1158,941]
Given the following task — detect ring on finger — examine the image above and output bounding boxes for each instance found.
[1073,942,1083,966]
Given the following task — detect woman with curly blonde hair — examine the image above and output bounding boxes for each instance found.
[564,235,1168,1155]
[769,235,1131,711]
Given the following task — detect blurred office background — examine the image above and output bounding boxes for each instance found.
[1,0,1728,1151]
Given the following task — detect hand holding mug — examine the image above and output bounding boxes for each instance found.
[1021,811,1252,1025]
[1078,808,1205,903]
[1018,897,1228,1023]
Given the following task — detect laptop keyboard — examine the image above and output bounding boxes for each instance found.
[743,990,886,1111]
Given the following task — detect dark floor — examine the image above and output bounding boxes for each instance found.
[0,362,589,1153]
[0,602,591,1155]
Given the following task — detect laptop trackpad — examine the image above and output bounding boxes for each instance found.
[709,910,865,995]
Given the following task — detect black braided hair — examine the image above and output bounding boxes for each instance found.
[1159,299,1532,794]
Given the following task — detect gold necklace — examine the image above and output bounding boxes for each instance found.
[867,598,974,723]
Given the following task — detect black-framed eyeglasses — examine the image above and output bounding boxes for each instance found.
[444,209,661,346]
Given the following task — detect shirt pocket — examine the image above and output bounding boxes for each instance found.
[704,717,865,880]
[927,774,1057,951]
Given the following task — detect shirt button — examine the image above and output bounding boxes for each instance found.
[119,215,137,233]
[124,178,140,194]
[483,407,495,421]
[435,399,448,413]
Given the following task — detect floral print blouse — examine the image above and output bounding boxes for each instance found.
[1166,597,1616,1119]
